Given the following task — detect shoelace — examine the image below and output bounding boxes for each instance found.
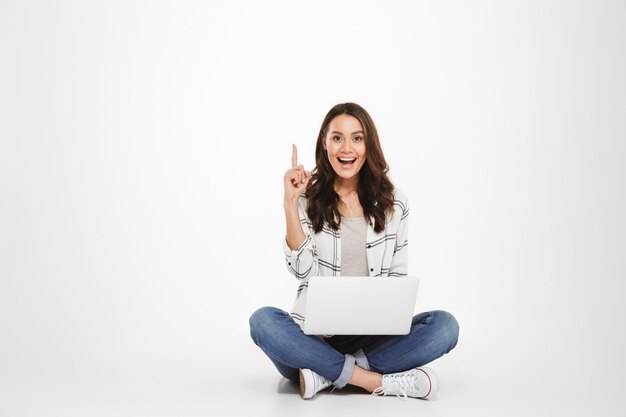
[371,373,419,400]
[317,375,334,394]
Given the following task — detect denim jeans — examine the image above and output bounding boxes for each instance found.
[249,306,459,389]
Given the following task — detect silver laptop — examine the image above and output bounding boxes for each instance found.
[302,276,420,335]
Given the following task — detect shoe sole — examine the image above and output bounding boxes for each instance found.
[299,369,306,398]
[299,369,313,399]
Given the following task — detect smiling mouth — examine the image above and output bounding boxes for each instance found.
[338,157,357,165]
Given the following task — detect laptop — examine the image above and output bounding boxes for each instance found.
[302,276,420,335]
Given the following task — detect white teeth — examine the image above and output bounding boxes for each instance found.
[339,157,356,162]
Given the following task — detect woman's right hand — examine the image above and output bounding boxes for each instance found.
[284,144,311,204]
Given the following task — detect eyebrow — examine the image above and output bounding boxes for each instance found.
[330,130,365,136]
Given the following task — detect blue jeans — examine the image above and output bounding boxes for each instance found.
[249,306,459,389]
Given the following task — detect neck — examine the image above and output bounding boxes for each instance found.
[334,176,359,196]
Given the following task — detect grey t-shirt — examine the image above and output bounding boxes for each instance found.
[340,216,369,276]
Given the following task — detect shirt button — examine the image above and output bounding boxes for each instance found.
[288,262,292,266]
[370,268,374,272]
[366,244,371,248]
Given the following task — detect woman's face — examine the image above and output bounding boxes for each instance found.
[323,114,367,181]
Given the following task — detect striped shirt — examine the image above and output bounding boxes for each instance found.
[282,188,409,327]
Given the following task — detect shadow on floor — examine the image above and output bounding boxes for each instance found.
[275,377,370,397]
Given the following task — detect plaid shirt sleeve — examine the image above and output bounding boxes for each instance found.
[389,192,409,277]
[282,197,318,281]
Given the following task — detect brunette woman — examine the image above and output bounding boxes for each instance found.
[250,103,459,399]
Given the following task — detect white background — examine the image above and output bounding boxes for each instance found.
[1,1,625,416]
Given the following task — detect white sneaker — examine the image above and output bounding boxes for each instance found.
[299,368,333,399]
[372,366,439,400]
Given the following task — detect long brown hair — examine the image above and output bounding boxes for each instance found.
[304,103,395,233]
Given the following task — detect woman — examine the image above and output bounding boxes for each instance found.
[249,103,459,400]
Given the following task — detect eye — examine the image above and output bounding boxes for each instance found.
[332,135,342,141]
[353,136,363,142]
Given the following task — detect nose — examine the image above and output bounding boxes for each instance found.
[340,140,352,153]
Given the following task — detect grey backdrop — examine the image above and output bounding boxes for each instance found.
[1,1,625,416]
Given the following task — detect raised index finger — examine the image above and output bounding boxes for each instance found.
[291,144,298,168]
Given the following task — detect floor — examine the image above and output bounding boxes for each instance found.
[1,342,622,417]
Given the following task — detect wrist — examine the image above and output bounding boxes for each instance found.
[283,197,299,209]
